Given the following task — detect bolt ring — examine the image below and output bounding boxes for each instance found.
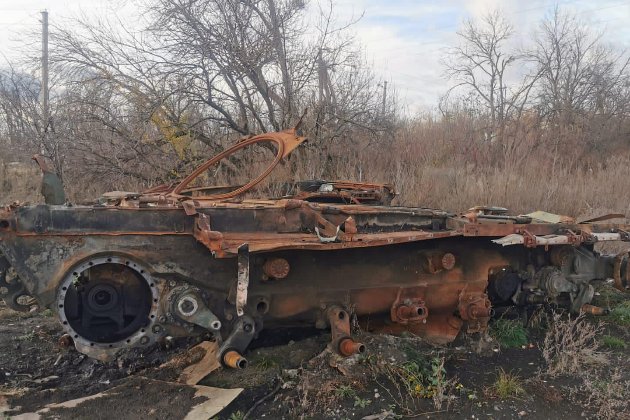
[56,255,159,358]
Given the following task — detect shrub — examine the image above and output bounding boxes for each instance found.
[542,313,607,377]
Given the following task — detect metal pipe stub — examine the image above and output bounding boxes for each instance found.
[339,338,366,356]
[223,350,248,369]
[581,304,610,316]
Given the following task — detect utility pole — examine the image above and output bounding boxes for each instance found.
[39,10,63,183]
[381,81,387,115]
[41,10,49,136]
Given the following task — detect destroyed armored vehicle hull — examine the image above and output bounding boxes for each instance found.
[1,129,629,366]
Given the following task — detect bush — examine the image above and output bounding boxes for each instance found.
[542,313,607,377]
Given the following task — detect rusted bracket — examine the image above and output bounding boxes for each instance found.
[326,306,365,356]
[562,229,583,246]
[182,200,198,216]
[194,213,225,257]
[458,291,492,333]
[313,209,342,240]
[236,244,250,317]
[390,288,428,325]
[169,286,222,331]
[219,315,256,369]
[343,217,357,235]
[520,229,537,248]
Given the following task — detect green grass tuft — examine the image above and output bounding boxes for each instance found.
[593,285,627,307]
[228,411,244,420]
[601,335,626,349]
[353,396,371,408]
[490,318,528,348]
[607,301,630,326]
[253,354,280,370]
[492,369,525,399]
[334,384,356,399]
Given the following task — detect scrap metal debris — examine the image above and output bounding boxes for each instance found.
[9,377,242,420]
[0,127,629,373]
[177,341,221,385]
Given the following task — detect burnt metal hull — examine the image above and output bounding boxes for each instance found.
[2,200,628,362]
[1,130,628,365]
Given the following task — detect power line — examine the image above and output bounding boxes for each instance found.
[41,10,49,154]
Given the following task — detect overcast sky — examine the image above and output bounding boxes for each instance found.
[1,0,629,112]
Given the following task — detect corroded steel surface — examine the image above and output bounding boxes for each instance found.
[0,129,629,365]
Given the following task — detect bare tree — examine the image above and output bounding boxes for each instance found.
[531,8,630,156]
[33,0,392,192]
[442,11,537,147]
[0,67,41,151]
[532,8,630,119]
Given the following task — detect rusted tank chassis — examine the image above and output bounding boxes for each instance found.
[0,129,629,366]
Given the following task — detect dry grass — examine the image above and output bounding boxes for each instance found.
[541,312,607,377]
[576,369,630,420]
[3,115,630,219]
[0,161,41,204]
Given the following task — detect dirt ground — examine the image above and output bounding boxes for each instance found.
[0,283,628,420]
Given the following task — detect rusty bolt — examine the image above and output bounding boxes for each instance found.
[441,253,456,270]
[425,252,456,273]
[262,258,290,280]
[140,336,150,345]
[58,333,74,348]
